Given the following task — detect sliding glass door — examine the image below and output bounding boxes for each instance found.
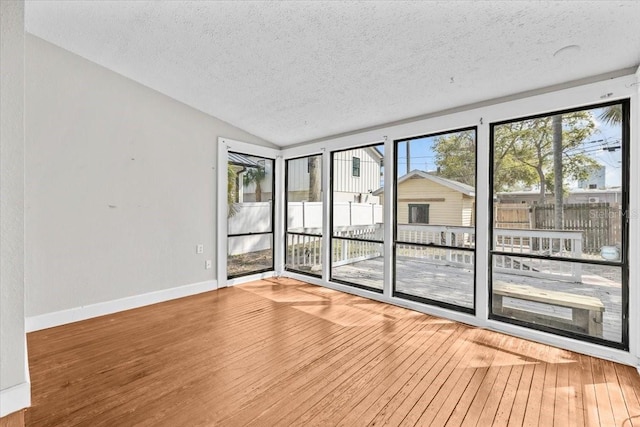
[226,152,275,279]
[489,101,629,347]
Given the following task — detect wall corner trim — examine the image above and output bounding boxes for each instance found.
[0,381,30,418]
[25,280,217,332]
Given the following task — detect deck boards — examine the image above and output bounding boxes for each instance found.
[25,277,640,426]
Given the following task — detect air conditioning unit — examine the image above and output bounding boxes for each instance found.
[588,197,599,203]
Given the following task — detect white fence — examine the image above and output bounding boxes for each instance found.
[229,202,382,255]
[287,202,383,228]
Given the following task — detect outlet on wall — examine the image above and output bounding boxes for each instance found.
[205,260,212,269]
[196,244,204,254]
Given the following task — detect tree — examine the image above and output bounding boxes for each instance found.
[227,165,239,218]
[308,155,322,202]
[599,104,622,126]
[432,130,476,186]
[243,164,267,202]
[552,114,563,231]
[434,112,600,201]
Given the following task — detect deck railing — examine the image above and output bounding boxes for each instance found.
[287,224,584,282]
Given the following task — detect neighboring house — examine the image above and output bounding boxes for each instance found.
[496,189,550,205]
[373,170,475,226]
[566,188,622,204]
[331,146,383,204]
[497,188,622,205]
[578,165,606,189]
[229,152,274,203]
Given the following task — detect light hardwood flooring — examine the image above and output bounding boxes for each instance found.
[26,278,640,426]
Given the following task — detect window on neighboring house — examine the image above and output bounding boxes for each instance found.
[408,204,429,224]
[352,157,361,177]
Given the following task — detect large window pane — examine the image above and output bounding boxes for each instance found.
[394,128,476,312]
[396,244,474,309]
[493,257,622,342]
[490,101,628,346]
[227,152,274,278]
[331,144,384,291]
[331,238,383,290]
[286,155,323,276]
[227,235,273,278]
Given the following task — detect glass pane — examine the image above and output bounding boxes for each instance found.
[331,238,383,290]
[396,243,474,309]
[286,233,322,276]
[286,155,322,234]
[396,129,476,248]
[332,144,384,242]
[228,153,274,235]
[492,257,622,343]
[493,104,624,261]
[227,235,273,278]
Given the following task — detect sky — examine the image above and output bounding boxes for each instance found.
[392,105,623,189]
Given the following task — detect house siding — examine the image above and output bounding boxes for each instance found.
[395,177,466,226]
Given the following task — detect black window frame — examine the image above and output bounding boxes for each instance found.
[284,154,323,278]
[393,126,478,314]
[330,144,384,293]
[488,99,630,350]
[226,151,276,279]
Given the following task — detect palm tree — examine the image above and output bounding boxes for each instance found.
[227,165,239,217]
[599,104,622,126]
[243,164,266,202]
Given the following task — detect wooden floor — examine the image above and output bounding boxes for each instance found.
[26,278,640,426]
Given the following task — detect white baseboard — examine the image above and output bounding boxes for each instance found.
[0,381,30,418]
[25,280,217,332]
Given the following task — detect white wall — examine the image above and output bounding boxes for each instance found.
[24,35,273,318]
[1,0,30,417]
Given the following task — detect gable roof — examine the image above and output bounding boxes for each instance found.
[372,170,475,197]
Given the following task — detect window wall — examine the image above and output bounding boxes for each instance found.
[285,155,323,276]
[330,144,385,291]
[233,74,637,365]
[490,101,629,347]
[394,128,477,313]
[226,152,275,278]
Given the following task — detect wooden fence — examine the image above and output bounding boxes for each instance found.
[494,204,531,229]
[531,203,621,254]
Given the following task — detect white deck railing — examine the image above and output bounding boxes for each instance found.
[287,224,584,282]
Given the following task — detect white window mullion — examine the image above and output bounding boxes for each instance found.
[321,148,331,282]
[475,120,490,323]
[383,136,394,298]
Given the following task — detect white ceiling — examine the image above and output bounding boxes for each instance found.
[25,1,640,146]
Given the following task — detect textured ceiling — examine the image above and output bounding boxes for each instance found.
[25,1,640,146]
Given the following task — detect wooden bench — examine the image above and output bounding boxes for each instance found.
[493,281,605,337]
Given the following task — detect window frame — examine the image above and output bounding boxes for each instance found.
[284,153,324,278]
[352,156,361,177]
[226,151,276,280]
[330,145,384,293]
[487,99,630,350]
[408,203,430,224]
[393,126,478,314]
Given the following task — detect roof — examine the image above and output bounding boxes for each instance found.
[228,152,261,168]
[372,170,475,197]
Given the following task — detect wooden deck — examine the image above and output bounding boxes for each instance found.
[26,278,640,426]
